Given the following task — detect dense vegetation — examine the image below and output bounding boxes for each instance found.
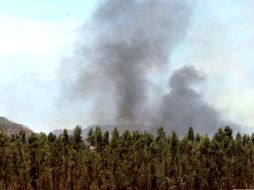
[1,126,254,190]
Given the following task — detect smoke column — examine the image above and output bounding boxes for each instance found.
[59,0,240,134]
[158,66,221,134]
[62,0,192,121]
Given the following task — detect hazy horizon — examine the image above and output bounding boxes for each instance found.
[1,0,254,134]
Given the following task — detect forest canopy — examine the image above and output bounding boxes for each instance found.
[1,125,254,189]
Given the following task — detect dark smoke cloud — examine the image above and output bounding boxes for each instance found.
[158,66,222,135]
[59,0,240,135]
[62,0,193,121]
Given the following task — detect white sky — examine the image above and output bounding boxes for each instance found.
[0,0,254,133]
[0,1,98,132]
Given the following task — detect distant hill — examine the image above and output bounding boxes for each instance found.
[52,124,157,137]
[0,116,33,136]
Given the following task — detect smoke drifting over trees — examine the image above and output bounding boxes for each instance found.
[158,66,221,135]
[60,0,239,134]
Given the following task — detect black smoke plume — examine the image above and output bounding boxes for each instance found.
[158,66,221,134]
[59,0,239,134]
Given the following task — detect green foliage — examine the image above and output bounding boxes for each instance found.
[0,126,254,189]
[187,127,195,141]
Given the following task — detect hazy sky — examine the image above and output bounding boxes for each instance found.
[0,0,254,133]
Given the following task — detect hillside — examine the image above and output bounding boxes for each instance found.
[52,124,157,137]
[0,116,33,136]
